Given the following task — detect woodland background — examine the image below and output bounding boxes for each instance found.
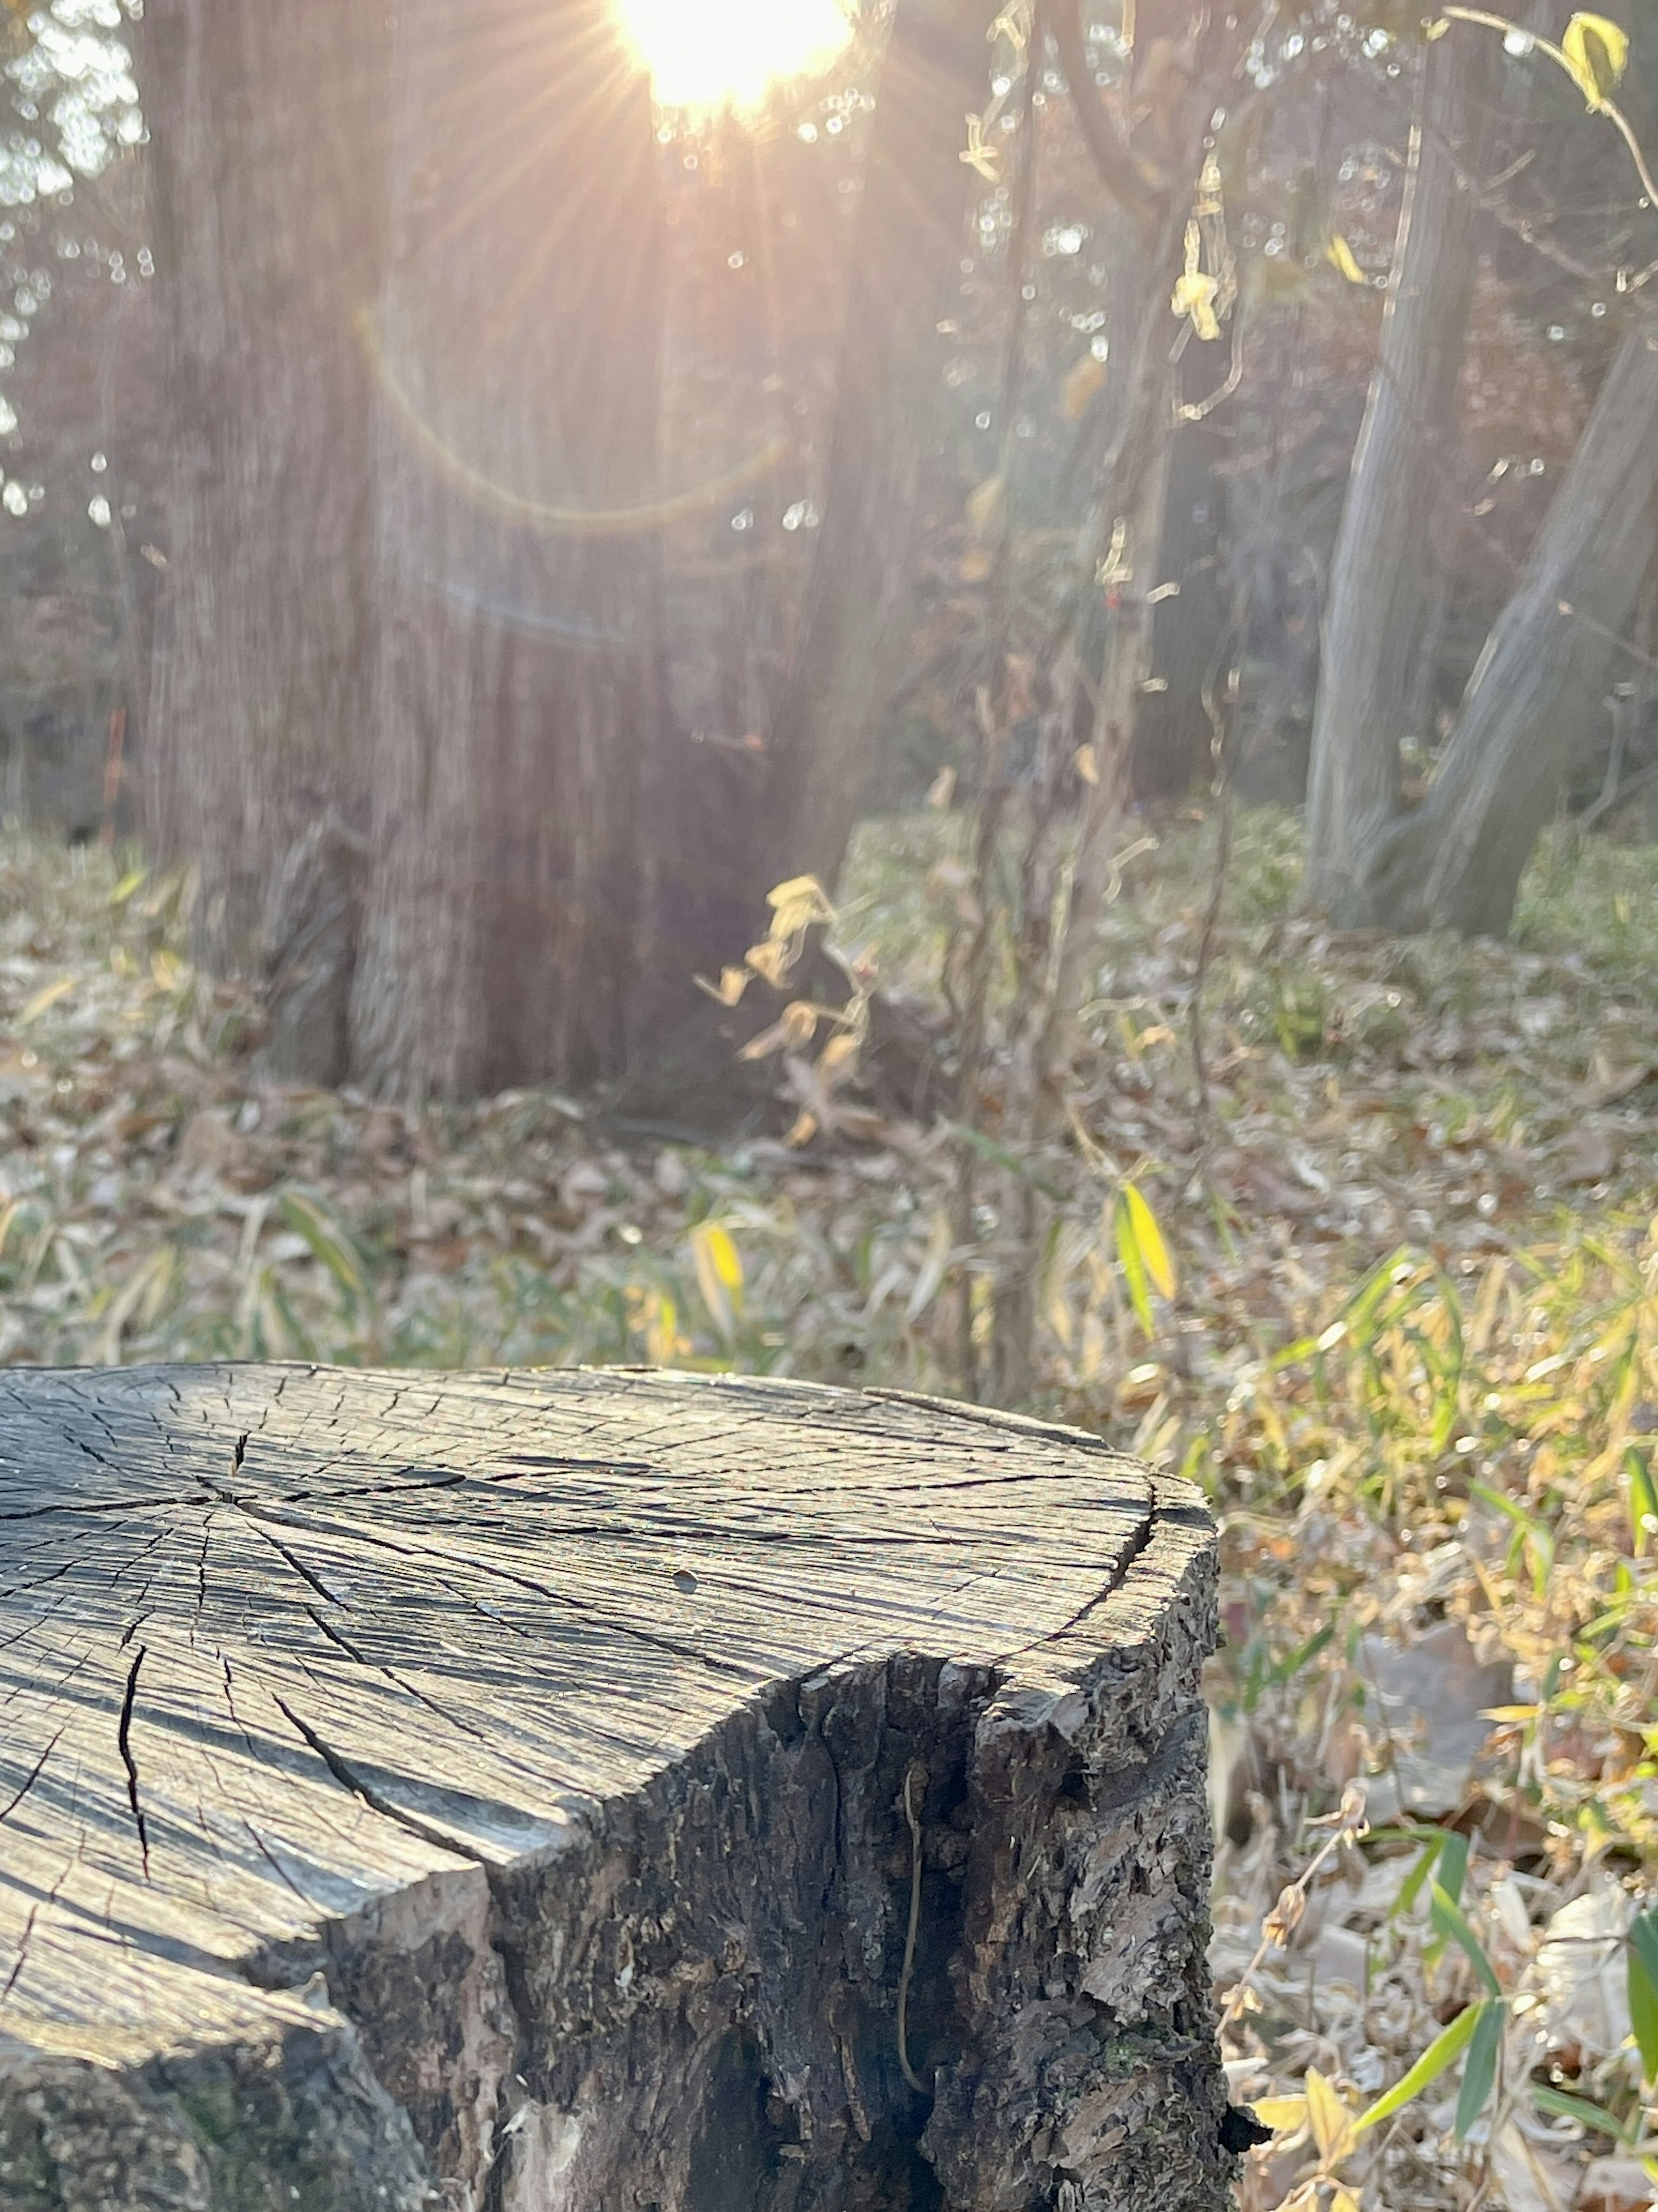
[1,0,1658,2206]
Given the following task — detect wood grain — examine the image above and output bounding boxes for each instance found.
[0,1364,1231,2211]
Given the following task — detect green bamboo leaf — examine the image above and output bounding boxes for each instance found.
[1355,2003,1481,2133]
[1626,1447,1658,1557]
[1531,2085,1635,2144]
[1455,1998,1503,2139]
[1431,1881,1503,1997]
[1437,1829,1470,1911]
[1395,1831,1446,1918]
[1629,1909,1658,2084]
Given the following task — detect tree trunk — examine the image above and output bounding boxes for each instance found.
[758,0,999,905]
[0,1363,1237,2212]
[347,0,664,1099]
[140,0,385,1078]
[1304,22,1495,910]
[1342,326,1658,933]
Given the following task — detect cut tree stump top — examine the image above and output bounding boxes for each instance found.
[0,1364,1228,2212]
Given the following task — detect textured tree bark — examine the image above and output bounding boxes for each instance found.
[1340,326,1658,933]
[0,1365,1236,2212]
[346,0,664,1099]
[1303,22,1495,911]
[758,0,1000,905]
[139,0,385,1081]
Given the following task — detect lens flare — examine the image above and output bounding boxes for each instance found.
[614,0,854,111]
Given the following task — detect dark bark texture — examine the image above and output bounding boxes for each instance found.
[140,0,385,1068]
[348,0,665,1099]
[0,1366,1234,2212]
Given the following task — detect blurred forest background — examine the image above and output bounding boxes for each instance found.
[2,0,1658,2206]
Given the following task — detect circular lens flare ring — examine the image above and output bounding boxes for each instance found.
[614,0,855,111]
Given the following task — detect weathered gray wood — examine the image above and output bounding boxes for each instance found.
[0,1365,1230,2212]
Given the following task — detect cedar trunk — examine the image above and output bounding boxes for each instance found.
[758,0,999,902]
[142,1,667,1100]
[140,0,385,1077]
[347,0,665,1098]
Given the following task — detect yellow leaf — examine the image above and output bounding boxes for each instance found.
[1074,743,1100,787]
[1325,231,1366,284]
[1425,13,1450,34]
[19,976,74,1024]
[1329,2192,1361,2212]
[784,1108,818,1148]
[1250,2095,1309,2134]
[966,473,1006,540]
[1561,12,1628,110]
[1062,353,1107,423]
[699,1223,743,1292]
[1304,2069,1357,2171]
[1123,1181,1177,1299]
[691,1223,743,1337]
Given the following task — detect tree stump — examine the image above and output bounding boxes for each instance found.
[0,1366,1233,2212]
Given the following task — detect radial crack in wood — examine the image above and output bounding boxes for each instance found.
[0,1365,1233,2211]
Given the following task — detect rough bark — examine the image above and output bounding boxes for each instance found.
[1344,326,1658,932]
[1304,22,1495,909]
[347,0,664,1099]
[0,1364,1235,2212]
[758,0,1000,903]
[139,0,385,1074]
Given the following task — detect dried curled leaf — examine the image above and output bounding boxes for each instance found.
[766,875,835,939]
[1561,11,1629,111]
[738,999,822,1061]
[695,964,751,1008]
[1172,219,1221,340]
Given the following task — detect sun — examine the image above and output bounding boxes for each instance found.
[614,0,855,112]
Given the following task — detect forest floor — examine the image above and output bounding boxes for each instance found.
[2,807,1656,2212]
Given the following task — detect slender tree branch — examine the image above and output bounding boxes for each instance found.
[1050,0,1167,228]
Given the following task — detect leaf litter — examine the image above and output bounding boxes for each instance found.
[3,808,1658,2208]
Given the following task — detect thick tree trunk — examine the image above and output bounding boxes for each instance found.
[1342,326,1658,932]
[1304,23,1494,909]
[758,0,999,903]
[347,0,664,1098]
[0,1364,1237,2212]
[140,0,385,1079]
